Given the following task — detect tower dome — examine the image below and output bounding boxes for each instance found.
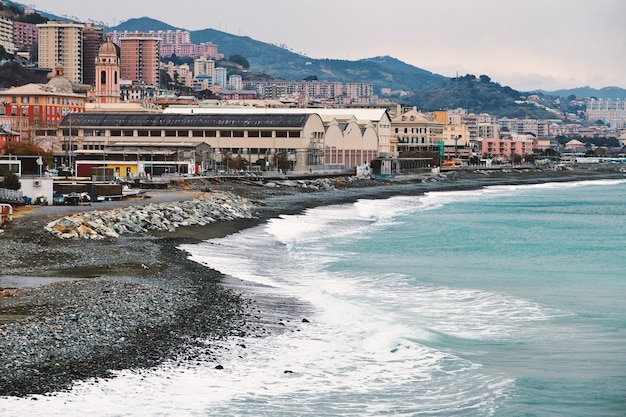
[98,36,118,56]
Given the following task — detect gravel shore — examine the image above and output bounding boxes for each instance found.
[1,166,624,397]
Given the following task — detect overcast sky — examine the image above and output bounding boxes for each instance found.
[27,0,625,92]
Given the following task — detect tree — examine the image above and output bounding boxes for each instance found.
[228,54,250,69]
[0,167,20,190]
[545,148,559,157]
[226,154,248,170]
[271,152,291,170]
[4,142,53,166]
[0,45,12,61]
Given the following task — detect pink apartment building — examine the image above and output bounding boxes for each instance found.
[119,36,160,86]
[481,136,538,158]
[13,21,37,50]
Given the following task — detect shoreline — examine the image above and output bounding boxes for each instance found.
[1,166,624,397]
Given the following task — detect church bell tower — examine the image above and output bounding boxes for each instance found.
[94,36,120,104]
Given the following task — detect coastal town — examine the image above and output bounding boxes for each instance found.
[0,2,624,232]
[0,1,625,411]
[0,3,624,211]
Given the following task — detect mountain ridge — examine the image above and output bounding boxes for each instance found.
[15,3,624,99]
[109,17,625,98]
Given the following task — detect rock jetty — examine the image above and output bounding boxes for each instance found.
[45,191,256,239]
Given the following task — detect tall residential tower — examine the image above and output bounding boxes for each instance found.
[119,35,160,86]
[37,21,84,84]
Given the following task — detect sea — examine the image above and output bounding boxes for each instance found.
[2,178,626,416]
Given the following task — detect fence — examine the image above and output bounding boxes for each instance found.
[0,187,23,202]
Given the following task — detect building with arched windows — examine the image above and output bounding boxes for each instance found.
[94,36,120,104]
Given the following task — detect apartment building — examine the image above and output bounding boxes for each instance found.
[13,20,37,51]
[390,107,444,154]
[37,21,84,84]
[82,25,105,87]
[345,82,374,103]
[194,56,215,78]
[498,117,552,138]
[585,98,626,129]
[481,134,537,159]
[214,67,227,87]
[228,74,243,91]
[119,35,160,86]
[0,17,14,53]
[109,30,224,60]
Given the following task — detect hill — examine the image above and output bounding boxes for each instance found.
[111,17,181,33]
[107,18,557,118]
[411,74,557,119]
[534,86,626,100]
[106,20,447,93]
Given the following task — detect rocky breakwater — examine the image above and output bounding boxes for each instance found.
[45,191,257,239]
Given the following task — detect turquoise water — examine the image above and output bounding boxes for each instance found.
[3,179,625,416]
[179,178,625,416]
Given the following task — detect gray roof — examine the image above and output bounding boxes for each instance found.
[60,113,312,129]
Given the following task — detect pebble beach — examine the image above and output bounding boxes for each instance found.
[1,166,624,397]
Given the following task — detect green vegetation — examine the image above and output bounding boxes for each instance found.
[0,167,20,190]
[409,74,557,118]
[0,61,48,88]
[228,54,249,69]
[0,2,47,24]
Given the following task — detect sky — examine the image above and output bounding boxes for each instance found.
[26,0,626,92]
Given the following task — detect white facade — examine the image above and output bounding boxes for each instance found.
[228,74,243,91]
[585,98,626,129]
[214,67,227,87]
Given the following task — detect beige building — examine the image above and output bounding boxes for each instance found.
[164,106,393,166]
[390,107,444,155]
[194,56,215,78]
[56,112,329,176]
[37,21,84,84]
[0,17,15,53]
